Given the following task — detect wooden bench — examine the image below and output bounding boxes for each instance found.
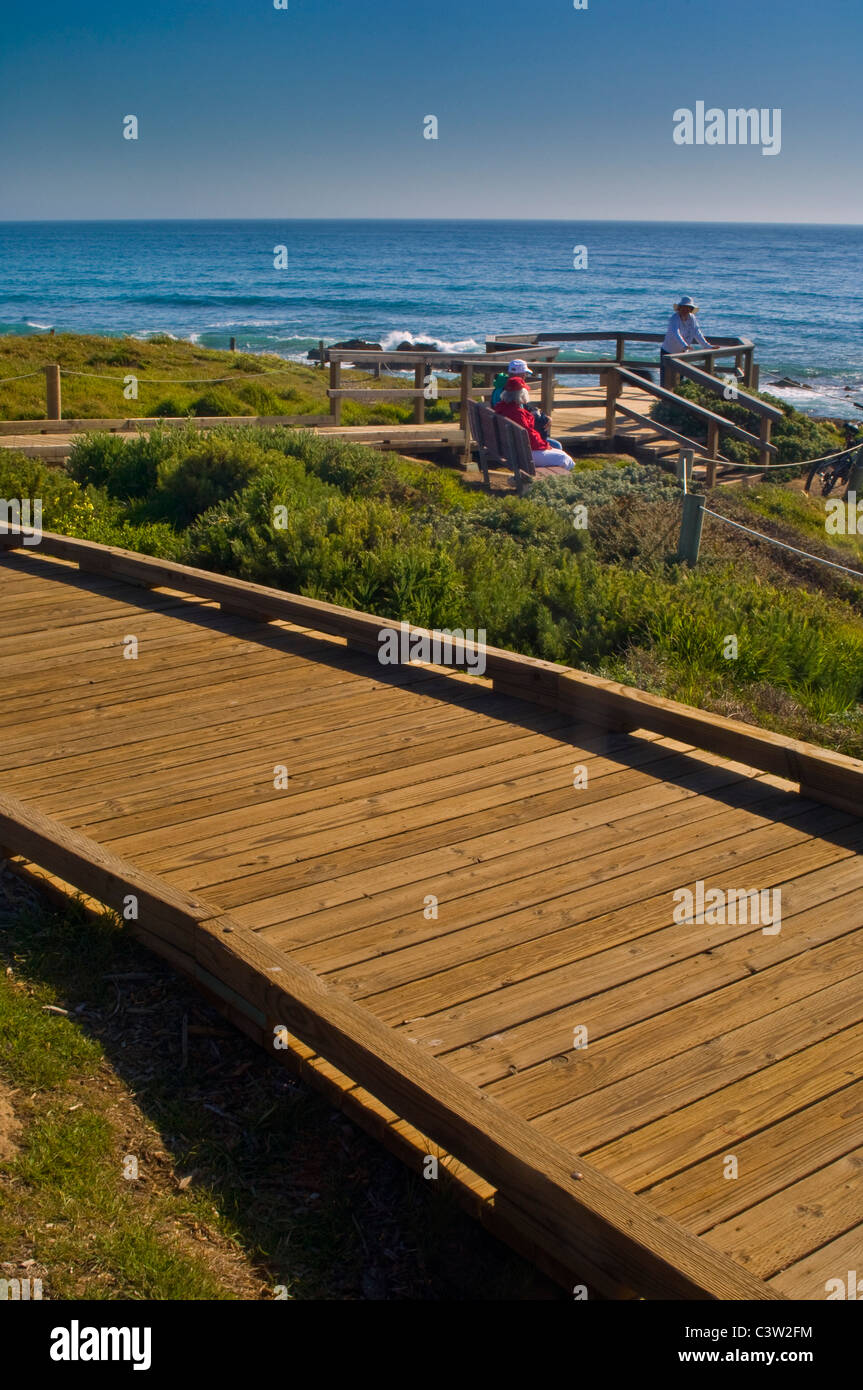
[467,400,536,495]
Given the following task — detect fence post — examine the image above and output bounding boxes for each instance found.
[743,348,754,388]
[677,491,705,566]
[329,356,342,424]
[414,360,426,424]
[540,363,554,418]
[45,364,61,421]
[460,362,472,469]
[706,421,719,488]
[604,368,620,440]
[229,337,236,352]
[615,335,625,364]
[758,416,772,470]
[318,339,326,370]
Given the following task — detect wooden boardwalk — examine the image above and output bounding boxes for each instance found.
[1,534,862,1299]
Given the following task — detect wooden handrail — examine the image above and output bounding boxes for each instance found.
[670,357,783,421]
[612,367,777,454]
[614,402,734,463]
[489,329,755,351]
[326,348,558,364]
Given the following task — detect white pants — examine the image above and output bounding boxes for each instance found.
[533,443,574,469]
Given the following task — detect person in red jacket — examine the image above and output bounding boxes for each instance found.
[493,376,575,468]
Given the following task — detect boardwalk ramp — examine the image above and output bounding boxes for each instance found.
[1,532,862,1299]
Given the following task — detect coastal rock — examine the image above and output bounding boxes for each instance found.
[768,376,811,390]
[308,338,383,363]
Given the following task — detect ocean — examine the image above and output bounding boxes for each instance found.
[2,219,862,418]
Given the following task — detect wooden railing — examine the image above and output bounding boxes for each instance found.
[487,330,759,388]
[606,365,783,483]
[325,334,770,479]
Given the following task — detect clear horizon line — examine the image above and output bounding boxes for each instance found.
[1,216,862,229]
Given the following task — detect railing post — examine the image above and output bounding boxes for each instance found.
[758,417,772,470]
[743,348,754,388]
[540,363,554,418]
[460,362,472,469]
[706,420,719,488]
[45,364,61,420]
[615,335,625,364]
[414,360,426,424]
[329,356,342,424]
[677,491,705,566]
[604,368,620,440]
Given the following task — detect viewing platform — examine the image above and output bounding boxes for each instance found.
[0,330,780,488]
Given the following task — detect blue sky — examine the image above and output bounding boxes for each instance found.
[1,0,860,221]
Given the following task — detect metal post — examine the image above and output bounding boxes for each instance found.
[45,364,61,420]
[676,448,694,486]
[229,337,236,352]
[677,491,705,566]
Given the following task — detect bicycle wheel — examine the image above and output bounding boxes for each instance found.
[805,461,832,494]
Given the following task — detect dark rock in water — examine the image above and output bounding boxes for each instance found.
[335,338,384,351]
[396,340,438,353]
[308,337,383,363]
[767,376,811,390]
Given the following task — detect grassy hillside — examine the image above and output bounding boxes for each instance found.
[0,871,550,1300]
[0,332,454,426]
[2,426,861,756]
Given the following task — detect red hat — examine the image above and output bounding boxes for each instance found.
[505,375,528,391]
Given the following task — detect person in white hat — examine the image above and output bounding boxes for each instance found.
[490,359,551,438]
[494,375,575,470]
[660,296,713,386]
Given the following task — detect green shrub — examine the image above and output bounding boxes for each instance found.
[0,453,96,534]
[68,428,183,501]
[155,434,284,525]
[235,383,298,416]
[152,397,192,418]
[189,387,254,417]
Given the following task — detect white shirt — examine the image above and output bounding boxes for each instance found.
[662,311,710,354]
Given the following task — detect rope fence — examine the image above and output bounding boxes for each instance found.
[701,506,863,580]
[676,446,863,579]
[58,367,305,383]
